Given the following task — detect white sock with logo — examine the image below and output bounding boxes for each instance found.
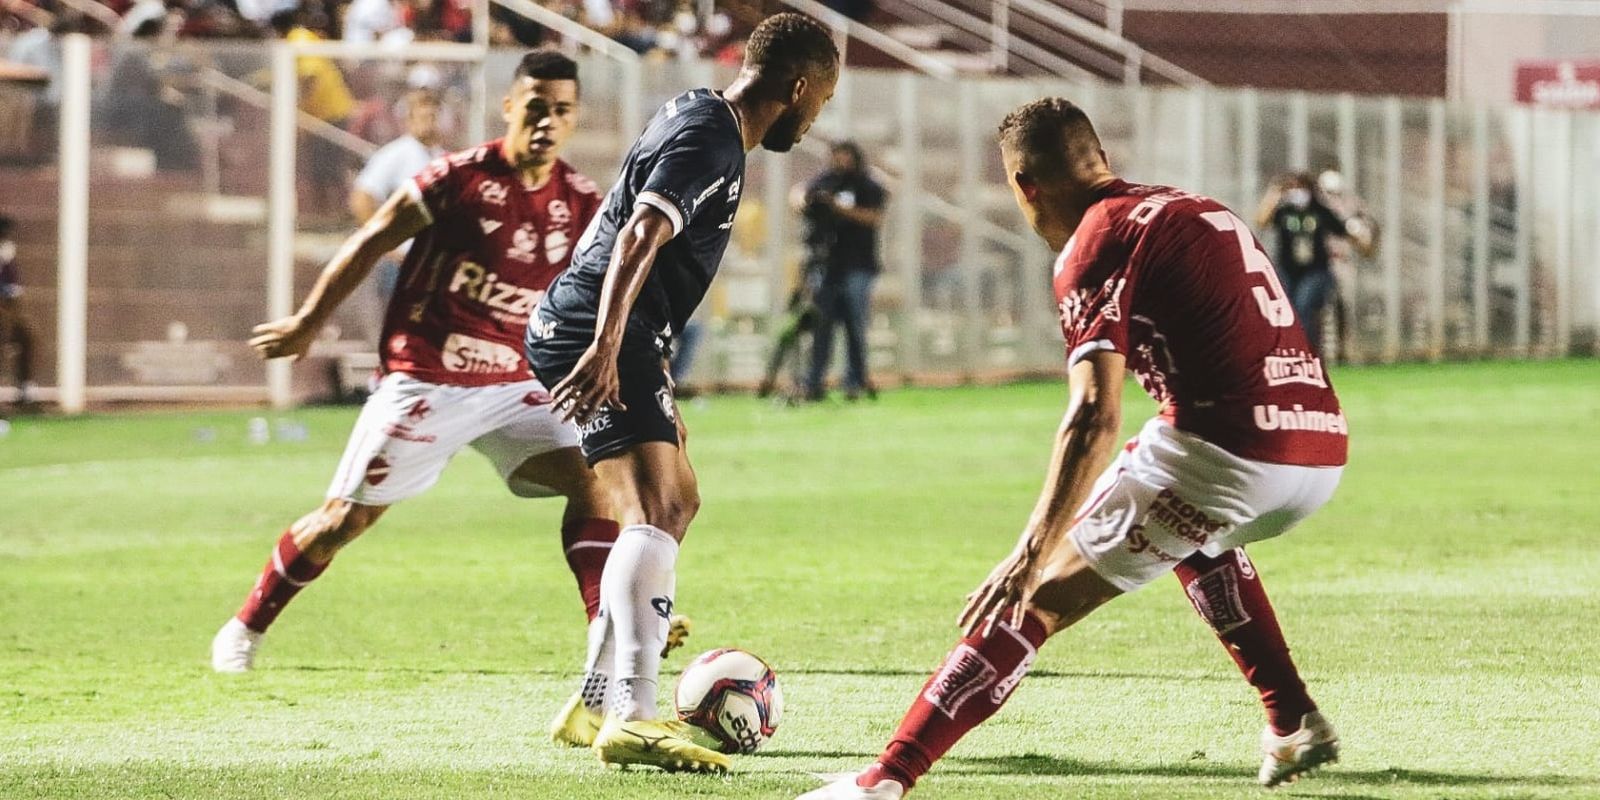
[602,524,678,722]
[578,610,613,714]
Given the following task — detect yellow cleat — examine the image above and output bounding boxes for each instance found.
[593,715,731,773]
[662,614,692,659]
[549,690,606,748]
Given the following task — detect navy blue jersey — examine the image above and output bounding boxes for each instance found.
[534,88,745,352]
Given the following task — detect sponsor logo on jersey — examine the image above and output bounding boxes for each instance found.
[655,386,676,424]
[440,332,522,374]
[404,398,432,420]
[693,177,726,211]
[565,171,600,196]
[1127,188,1206,225]
[480,218,503,234]
[924,644,998,719]
[529,315,557,341]
[507,223,539,264]
[479,180,509,206]
[1262,349,1328,388]
[1253,404,1348,434]
[727,177,741,203]
[1145,488,1226,547]
[448,261,542,321]
[1183,563,1252,634]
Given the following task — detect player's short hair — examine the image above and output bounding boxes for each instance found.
[514,49,579,84]
[744,13,839,83]
[997,97,1102,180]
[0,215,12,237]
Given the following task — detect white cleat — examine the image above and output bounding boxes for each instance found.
[211,617,263,673]
[796,773,906,800]
[1258,710,1339,788]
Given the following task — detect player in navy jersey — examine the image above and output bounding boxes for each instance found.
[207,53,678,686]
[800,99,1347,800]
[529,13,839,773]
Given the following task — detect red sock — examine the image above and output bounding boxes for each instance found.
[865,612,1048,791]
[562,518,619,621]
[235,531,329,632]
[1175,548,1315,736]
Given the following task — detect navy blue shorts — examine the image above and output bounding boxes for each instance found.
[525,337,679,466]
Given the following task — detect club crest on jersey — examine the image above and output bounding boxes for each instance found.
[508,223,539,263]
[479,218,503,234]
[547,199,572,226]
[479,180,509,206]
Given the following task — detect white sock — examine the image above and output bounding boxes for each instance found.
[602,524,678,722]
[578,611,613,714]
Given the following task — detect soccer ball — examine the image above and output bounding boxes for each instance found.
[674,648,783,754]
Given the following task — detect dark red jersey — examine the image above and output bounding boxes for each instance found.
[1053,180,1347,467]
[383,141,602,386]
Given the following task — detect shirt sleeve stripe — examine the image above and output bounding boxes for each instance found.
[636,191,685,238]
[1067,339,1119,368]
[403,179,433,225]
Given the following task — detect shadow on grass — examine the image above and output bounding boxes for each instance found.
[785,667,1234,683]
[937,753,1593,788]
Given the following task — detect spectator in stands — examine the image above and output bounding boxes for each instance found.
[273,7,356,208]
[101,17,200,169]
[1255,172,1375,353]
[0,215,37,409]
[797,141,887,402]
[488,4,546,47]
[348,87,443,326]
[342,0,404,42]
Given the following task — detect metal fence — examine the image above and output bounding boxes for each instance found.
[7,37,1598,411]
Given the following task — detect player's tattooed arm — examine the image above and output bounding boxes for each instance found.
[250,189,429,361]
[960,350,1126,636]
[550,204,677,423]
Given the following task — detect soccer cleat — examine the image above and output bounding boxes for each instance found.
[592,715,731,773]
[210,617,263,673]
[1258,710,1340,788]
[549,690,606,748]
[662,614,691,658]
[796,773,906,800]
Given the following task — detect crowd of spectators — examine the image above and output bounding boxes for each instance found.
[3,0,743,59]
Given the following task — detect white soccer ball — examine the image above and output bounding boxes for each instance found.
[674,648,783,754]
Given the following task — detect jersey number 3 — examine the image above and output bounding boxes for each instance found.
[1201,210,1294,328]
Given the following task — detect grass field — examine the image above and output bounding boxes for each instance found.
[3,360,1599,800]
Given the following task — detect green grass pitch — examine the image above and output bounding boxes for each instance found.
[3,360,1598,799]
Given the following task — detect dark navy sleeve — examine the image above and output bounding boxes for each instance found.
[635,123,742,238]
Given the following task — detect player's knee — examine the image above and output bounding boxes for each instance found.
[640,489,699,536]
[296,500,384,560]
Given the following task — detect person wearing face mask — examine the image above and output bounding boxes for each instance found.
[1255,173,1361,352]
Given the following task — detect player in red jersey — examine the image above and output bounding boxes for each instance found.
[800,98,1349,800]
[209,53,683,691]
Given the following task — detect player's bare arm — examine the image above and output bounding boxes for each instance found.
[959,349,1126,636]
[250,190,429,361]
[549,204,676,423]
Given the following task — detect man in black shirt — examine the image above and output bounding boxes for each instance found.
[799,141,886,400]
[1255,173,1370,351]
[527,12,839,773]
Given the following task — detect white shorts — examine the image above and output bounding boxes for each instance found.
[326,373,580,505]
[1069,417,1343,592]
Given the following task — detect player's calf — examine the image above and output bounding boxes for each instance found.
[212,500,386,672]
